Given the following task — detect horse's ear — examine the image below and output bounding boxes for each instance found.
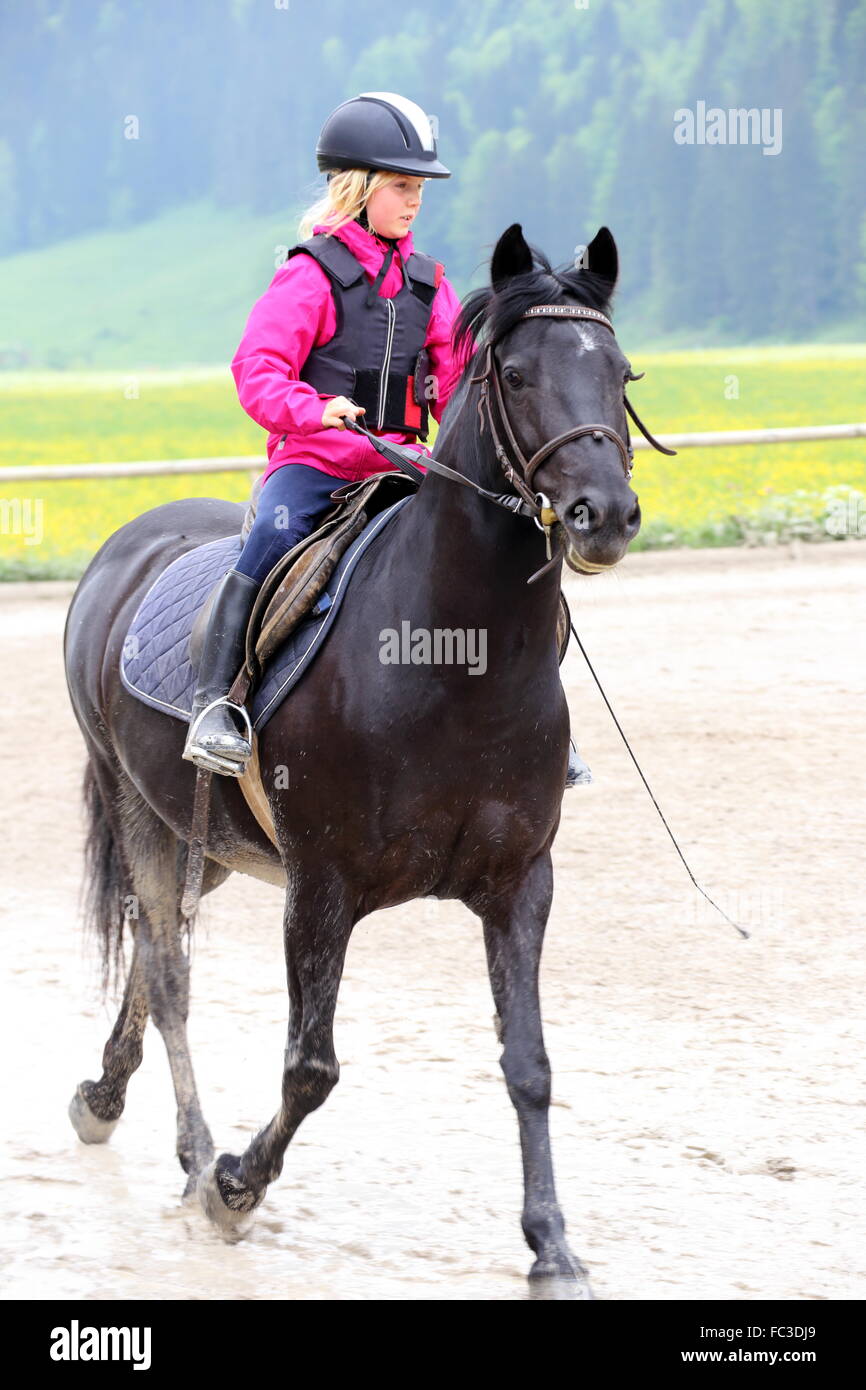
[585,227,618,289]
[491,223,534,288]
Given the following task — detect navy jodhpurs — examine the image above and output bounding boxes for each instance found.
[234,463,344,585]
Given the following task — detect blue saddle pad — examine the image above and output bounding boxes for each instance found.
[120,497,411,732]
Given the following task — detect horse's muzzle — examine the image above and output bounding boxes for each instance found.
[557,484,641,573]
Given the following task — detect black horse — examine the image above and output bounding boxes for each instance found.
[64,224,642,1290]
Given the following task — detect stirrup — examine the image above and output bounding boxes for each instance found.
[183,744,249,778]
[182,697,253,778]
[565,740,593,789]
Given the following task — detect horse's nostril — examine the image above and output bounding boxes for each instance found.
[627,502,641,531]
[573,498,596,530]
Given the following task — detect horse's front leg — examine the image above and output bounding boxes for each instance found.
[198,866,353,1241]
[481,852,592,1293]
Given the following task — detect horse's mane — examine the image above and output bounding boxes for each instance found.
[451,242,616,388]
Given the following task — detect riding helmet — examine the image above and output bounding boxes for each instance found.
[316,92,451,178]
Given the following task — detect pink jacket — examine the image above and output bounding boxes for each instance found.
[230,218,470,485]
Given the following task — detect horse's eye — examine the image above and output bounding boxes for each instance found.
[504,368,523,388]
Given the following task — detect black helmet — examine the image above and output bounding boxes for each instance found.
[316,91,451,179]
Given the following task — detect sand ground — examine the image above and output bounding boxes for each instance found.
[0,539,863,1300]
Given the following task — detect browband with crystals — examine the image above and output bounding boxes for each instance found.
[521,304,615,333]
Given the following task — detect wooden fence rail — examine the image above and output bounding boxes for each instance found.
[0,423,864,484]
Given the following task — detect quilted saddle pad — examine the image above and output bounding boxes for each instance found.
[120,497,411,733]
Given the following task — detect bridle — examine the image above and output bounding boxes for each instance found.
[471,305,632,508]
[344,300,676,577]
[470,303,675,500]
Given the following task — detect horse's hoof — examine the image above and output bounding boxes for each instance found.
[527,1273,595,1300]
[197,1156,263,1243]
[528,1253,595,1298]
[68,1086,120,1145]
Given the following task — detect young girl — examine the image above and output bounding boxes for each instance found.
[183,92,465,774]
[183,90,591,788]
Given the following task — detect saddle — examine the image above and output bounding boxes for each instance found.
[189,469,419,681]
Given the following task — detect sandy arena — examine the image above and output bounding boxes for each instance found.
[0,540,863,1301]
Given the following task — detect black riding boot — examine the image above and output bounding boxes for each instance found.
[182,568,260,776]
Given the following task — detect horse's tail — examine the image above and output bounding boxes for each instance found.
[81,757,127,996]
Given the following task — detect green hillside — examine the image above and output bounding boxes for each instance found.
[0,200,305,371]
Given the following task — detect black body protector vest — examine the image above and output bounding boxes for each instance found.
[285,233,443,442]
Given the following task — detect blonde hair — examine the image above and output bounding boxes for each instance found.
[297,167,414,241]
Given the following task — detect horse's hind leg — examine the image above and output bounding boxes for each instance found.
[480,852,592,1293]
[72,750,217,1191]
[130,814,217,1194]
[70,756,149,1144]
[198,867,352,1240]
[70,941,148,1143]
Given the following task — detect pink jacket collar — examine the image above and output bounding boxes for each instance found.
[312,217,414,276]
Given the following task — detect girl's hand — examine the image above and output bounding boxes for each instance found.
[321,397,365,429]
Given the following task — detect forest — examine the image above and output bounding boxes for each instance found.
[1,0,864,344]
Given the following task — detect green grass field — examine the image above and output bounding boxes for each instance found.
[0,346,864,580]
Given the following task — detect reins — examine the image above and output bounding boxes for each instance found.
[343,415,539,515]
